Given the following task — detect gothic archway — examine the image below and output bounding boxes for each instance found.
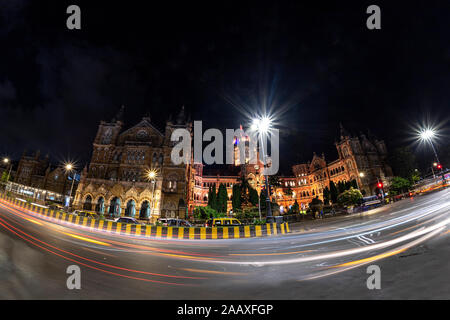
[95,197,105,214]
[83,195,92,210]
[139,200,150,219]
[125,199,136,217]
[109,197,121,217]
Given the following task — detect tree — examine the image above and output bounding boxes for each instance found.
[310,196,324,216]
[288,200,300,214]
[329,181,338,204]
[390,176,411,194]
[337,187,363,207]
[268,175,281,198]
[231,184,241,211]
[1,171,10,182]
[248,187,259,206]
[208,184,218,211]
[388,146,418,182]
[323,186,330,205]
[216,183,228,213]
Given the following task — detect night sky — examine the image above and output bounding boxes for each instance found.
[0,1,449,175]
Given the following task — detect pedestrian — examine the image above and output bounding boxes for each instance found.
[320,209,324,219]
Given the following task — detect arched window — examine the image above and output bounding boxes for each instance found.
[83,195,92,210]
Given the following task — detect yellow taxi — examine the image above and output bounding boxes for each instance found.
[205,218,242,227]
[74,210,99,219]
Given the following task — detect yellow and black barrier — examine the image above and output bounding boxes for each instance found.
[0,193,290,239]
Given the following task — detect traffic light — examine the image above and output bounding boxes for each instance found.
[437,163,442,170]
[377,182,383,188]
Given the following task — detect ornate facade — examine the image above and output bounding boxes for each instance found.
[188,124,393,213]
[74,106,191,222]
[13,150,77,197]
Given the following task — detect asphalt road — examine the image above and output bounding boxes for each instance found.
[0,188,449,299]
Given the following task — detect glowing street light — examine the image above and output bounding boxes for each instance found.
[145,169,158,221]
[418,127,440,165]
[359,172,365,178]
[3,157,12,183]
[63,162,76,209]
[250,115,274,222]
[419,129,436,141]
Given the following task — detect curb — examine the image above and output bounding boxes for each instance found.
[0,193,290,240]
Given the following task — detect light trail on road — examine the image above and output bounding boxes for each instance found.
[0,188,449,299]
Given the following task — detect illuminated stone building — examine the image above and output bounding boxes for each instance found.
[12,150,77,198]
[73,106,191,221]
[188,124,393,213]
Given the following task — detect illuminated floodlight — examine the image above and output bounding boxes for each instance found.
[250,115,273,135]
[3,158,9,164]
[419,128,436,141]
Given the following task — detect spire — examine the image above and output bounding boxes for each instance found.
[112,105,125,122]
[339,123,350,139]
[176,105,186,124]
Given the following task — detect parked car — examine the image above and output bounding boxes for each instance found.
[74,210,99,219]
[48,203,65,211]
[115,217,144,225]
[205,218,242,227]
[167,218,192,227]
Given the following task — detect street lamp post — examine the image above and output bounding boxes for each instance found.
[3,158,12,183]
[419,128,443,182]
[64,163,76,210]
[146,170,157,222]
[251,116,273,222]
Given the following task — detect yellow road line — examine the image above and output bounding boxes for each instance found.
[266,223,271,235]
[167,227,173,239]
[107,221,113,232]
[24,217,43,226]
[98,220,104,230]
[62,232,110,246]
[115,222,122,234]
[178,227,184,239]
[333,248,408,268]
[189,227,195,239]
[125,224,131,235]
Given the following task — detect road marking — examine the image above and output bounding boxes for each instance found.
[333,248,407,268]
[62,232,111,246]
[229,249,314,256]
[180,268,247,276]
